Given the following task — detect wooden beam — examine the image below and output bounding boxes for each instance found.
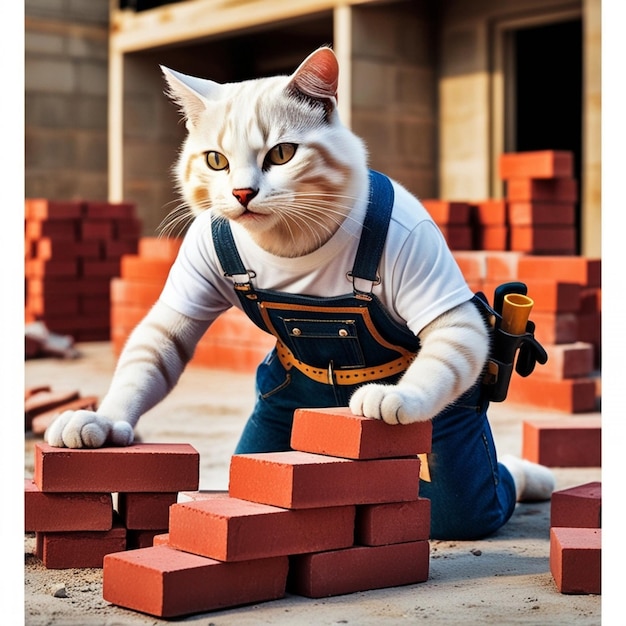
[110,0,379,53]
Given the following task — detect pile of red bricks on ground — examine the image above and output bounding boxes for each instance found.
[25,386,98,435]
[549,481,601,594]
[25,199,140,341]
[25,442,200,568]
[25,408,432,618]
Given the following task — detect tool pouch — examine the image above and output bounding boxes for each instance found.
[474,283,548,403]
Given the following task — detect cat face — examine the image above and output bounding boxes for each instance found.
[161,47,368,257]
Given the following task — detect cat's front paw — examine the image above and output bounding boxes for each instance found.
[349,384,427,425]
[45,410,134,448]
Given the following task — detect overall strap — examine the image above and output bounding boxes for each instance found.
[211,216,256,296]
[349,169,395,297]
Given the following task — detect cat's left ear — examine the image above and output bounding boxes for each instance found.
[160,66,220,128]
[288,46,339,116]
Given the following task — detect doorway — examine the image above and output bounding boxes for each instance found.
[511,19,583,252]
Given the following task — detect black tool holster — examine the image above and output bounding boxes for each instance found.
[474,282,548,403]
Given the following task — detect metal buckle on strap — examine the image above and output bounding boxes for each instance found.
[347,271,380,301]
[226,270,257,298]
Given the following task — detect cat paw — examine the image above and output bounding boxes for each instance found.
[45,410,134,448]
[499,454,556,502]
[349,384,426,425]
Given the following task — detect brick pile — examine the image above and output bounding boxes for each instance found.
[549,482,601,594]
[102,407,432,618]
[25,385,98,434]
[25,199,140,341]
[109,237,275,371]
[25,442,200,569]
[423,150,578,255]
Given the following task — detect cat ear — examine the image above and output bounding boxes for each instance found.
[160,66,220,127]
[288,47,339,114]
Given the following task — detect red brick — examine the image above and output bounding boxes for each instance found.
[25,389,80,431]
[31,395,99,435]
[288,540,429,598]
[110,278,163,306]
[34,442,199,493]
[474,225,508,251]
[522,417,601,466]
[191,336,275,373]
[550,527,601,594]
[506,177,578,202]
[521,280,581,313]
[103,545,288,618]
[26,293,80,317]
[113,217,142,240]
[25,219,78,241]
[517,256,601,288]
[229,451,421,509]
[80,219,114,241]
[452,251,487,283]
[508,376,597,413]
[36,519,126,569]
[474,200,507,225]
[499,151,574,180]
[35,238,101,261]
[25,199,84,221]
[531,312,579,345]
[24,479,112,532]
[153,533,169,546]
[484,251,524,282]
[25,258,78,278]
[421,200,471,224]
[103,239,139,259]
[534,343,594,380]
[138,237,183,259]
[81,259,122,278]
[290,407,432,459]
[508,202,575,226]
[550,482,601,528]
[120,256,173,281]
[355,498,431,546]
[117,492,178,530]
[84,201,136,220]
[509,225,576,254]
[168,494,355,561]
[79,295,111,316]
[579,287,601,314]
[577,313,601,346]
[438,225,473,250]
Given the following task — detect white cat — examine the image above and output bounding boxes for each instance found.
[46,47,553,533]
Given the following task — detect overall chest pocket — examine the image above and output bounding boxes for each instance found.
[281,318,365,369]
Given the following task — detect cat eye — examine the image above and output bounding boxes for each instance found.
[265,143,297,167]
[205,151,229,171]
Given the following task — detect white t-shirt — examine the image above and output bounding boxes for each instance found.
[159,179,473,337]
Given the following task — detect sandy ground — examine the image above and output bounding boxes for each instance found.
[23,342,603,625]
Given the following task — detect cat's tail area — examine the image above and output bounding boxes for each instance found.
[499,454,556,502]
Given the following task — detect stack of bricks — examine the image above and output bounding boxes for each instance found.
[102,407,432,618]
[423,151,577,254]
[110,237,274,372]
[499,150,578,255]
[25,442,199,569]
[549,482,601,595]
[452,250,601,414]
[25,199,140,341]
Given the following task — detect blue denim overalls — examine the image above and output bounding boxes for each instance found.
[212,170,516,539]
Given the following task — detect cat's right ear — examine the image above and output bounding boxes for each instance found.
[160,66,220,128]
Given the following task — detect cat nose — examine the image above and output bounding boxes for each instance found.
[232,188,258,208]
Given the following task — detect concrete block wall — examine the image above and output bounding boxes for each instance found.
[25,0,110,201]
[350,1,438,200]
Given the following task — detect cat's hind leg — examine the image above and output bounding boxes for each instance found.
[499,454,556,502]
